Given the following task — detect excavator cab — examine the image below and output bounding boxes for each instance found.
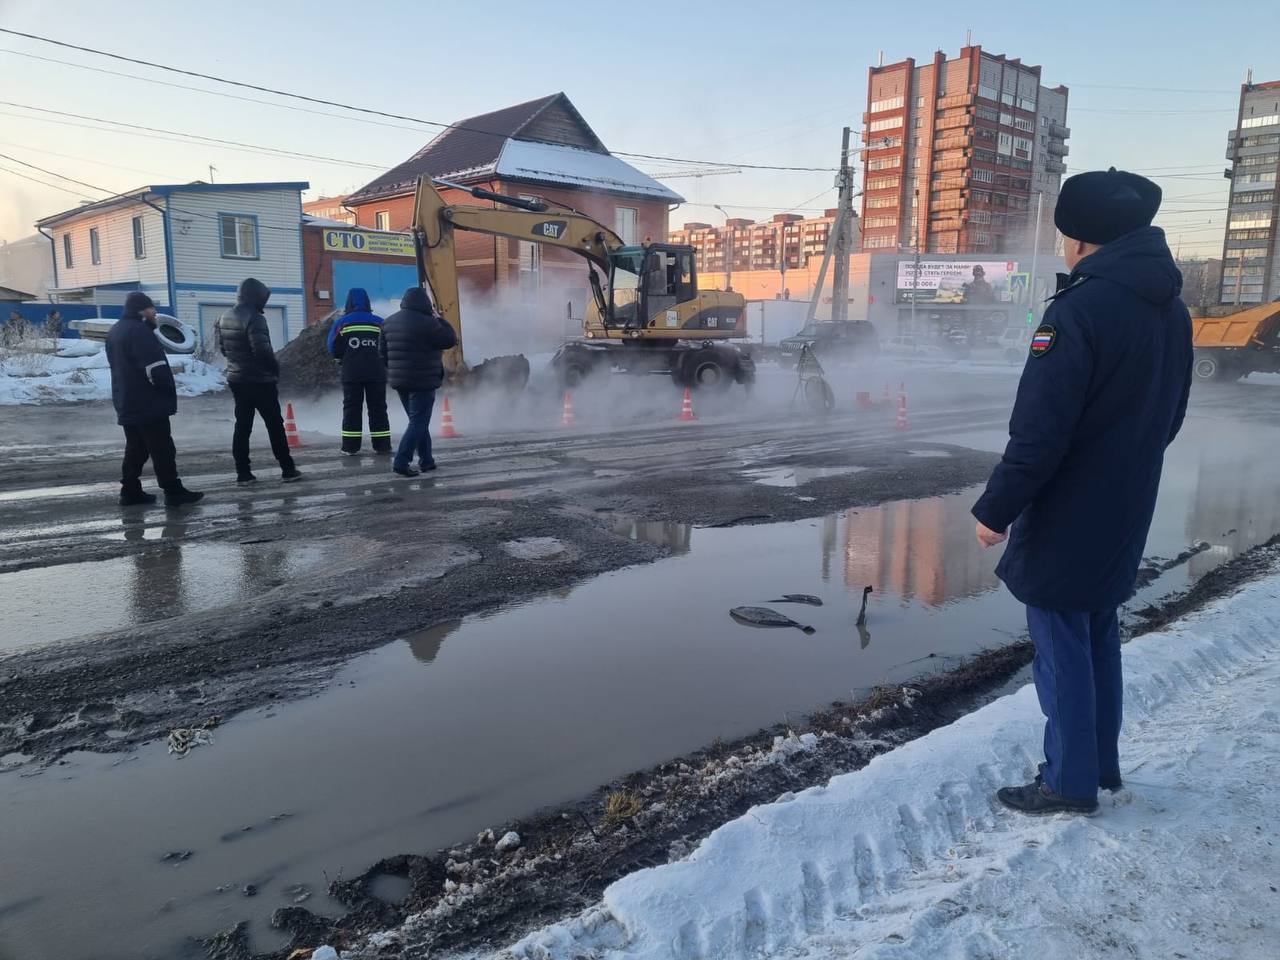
[589,243,741,339]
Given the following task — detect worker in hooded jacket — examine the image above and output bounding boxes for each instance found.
[215,277,302,484]
[326,287,391,455]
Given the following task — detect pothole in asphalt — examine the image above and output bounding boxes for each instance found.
[743,465,867,487]
[502,537,571,561]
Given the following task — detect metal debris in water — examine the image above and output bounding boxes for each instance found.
[729,606,816,634]
[772,594,824,606]
[856,585,873,627]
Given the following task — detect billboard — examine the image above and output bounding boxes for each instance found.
[896,260,1019,304]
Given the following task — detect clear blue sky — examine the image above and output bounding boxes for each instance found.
[0,0,1273,256]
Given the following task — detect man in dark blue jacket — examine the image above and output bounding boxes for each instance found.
[973,169,1193,815]
[105,292,203,507]
[379,286,457,477]
[326,287,391,455]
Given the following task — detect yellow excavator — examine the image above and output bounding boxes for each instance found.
[410,175,754,390]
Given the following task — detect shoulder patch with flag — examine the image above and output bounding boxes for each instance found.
[1030,324,1057,358]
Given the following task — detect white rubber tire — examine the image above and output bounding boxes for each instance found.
[152,314,198,354]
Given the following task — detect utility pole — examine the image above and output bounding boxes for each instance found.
[1027,191,1044,327]
[208,164,216,184]
[807,127,857,324]
[831,126,854,324]
[713,203,734,292]
[910,189,921,333]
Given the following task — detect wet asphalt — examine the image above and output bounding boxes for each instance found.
[3,362,1280,959]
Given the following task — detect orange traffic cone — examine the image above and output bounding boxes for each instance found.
[439,395,460,439]
[284,401,304,449]
[678,387,697,422]
[895,382,909,432]
[560,390,576,428]
[882,381,892,408]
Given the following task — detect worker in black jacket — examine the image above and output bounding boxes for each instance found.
[972,169,1193,815]
[379,286,457,477]
[326,287,391,455]
[105,292,203,507]
[214,277,301,484]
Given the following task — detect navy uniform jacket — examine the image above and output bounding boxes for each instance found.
[972,226,1193,612]
[105,310,177,426]
[326,287,386,383]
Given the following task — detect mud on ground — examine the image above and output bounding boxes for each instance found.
[201,536,1280,960]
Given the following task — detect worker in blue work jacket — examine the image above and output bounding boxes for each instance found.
[972,168,1193,815]
[327,287,392,455]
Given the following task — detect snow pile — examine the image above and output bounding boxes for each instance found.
[0,339,223,404]
[492,578,1280,960]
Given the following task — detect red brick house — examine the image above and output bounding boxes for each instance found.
[345,93,681,339]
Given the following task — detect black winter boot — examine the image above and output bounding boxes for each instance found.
[997,780,1098,815]
[119,485,157,506]
[164,484,205,507]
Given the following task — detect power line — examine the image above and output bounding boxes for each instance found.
[0,150,117,194]
[0,28,837,173]
[0,162,98,200]
[0,101,387,170]
[0,48,428,136]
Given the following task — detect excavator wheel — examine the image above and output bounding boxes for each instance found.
[681,349,734,391]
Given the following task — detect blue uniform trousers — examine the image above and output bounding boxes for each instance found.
[1026,604,1123,800]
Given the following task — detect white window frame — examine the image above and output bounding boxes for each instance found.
[89,227,101,265]
[374,210,390,231]
[218,213,259,260]
[62,232,73,268]
[132,215,146,259]
[615,206,639,245]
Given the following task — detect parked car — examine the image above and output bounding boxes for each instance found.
[778,320,879,368]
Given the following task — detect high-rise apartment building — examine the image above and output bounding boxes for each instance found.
[860,45,1069,255]
[1220,76,1280,305]
[669,210,842,274]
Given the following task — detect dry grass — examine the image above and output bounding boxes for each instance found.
[602,789,644,825]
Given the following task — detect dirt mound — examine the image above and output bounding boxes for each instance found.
[277,317,339,394]
[276,321,530,396]
[467,354,530,392]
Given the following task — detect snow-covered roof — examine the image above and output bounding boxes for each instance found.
[494,140,683,203]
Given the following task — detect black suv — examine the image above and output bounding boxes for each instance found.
[779,320,879,367]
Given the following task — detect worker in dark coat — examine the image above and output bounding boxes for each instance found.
[379,286,457,477]
[105,292,203,507]
[214,277,301,484]
[972,168,1193,815]
[326,287,391,455]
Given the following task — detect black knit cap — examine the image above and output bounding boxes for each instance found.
[123,291,156,315]
[1054,167,1162,245]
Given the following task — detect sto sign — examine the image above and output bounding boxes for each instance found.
[322,230,415,258]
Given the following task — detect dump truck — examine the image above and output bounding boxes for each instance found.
[1191,302,1280,381]
[410,176,754,391]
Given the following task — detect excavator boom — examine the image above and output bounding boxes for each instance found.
[410,175,620,373]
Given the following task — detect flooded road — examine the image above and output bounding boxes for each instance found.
[1,541,329,652]
[6,412,1278,959]
[2,486,1020,959]
[2,373,1280,959]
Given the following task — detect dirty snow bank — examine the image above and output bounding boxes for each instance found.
[0,339,223,404]
[445,577,1280,960]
